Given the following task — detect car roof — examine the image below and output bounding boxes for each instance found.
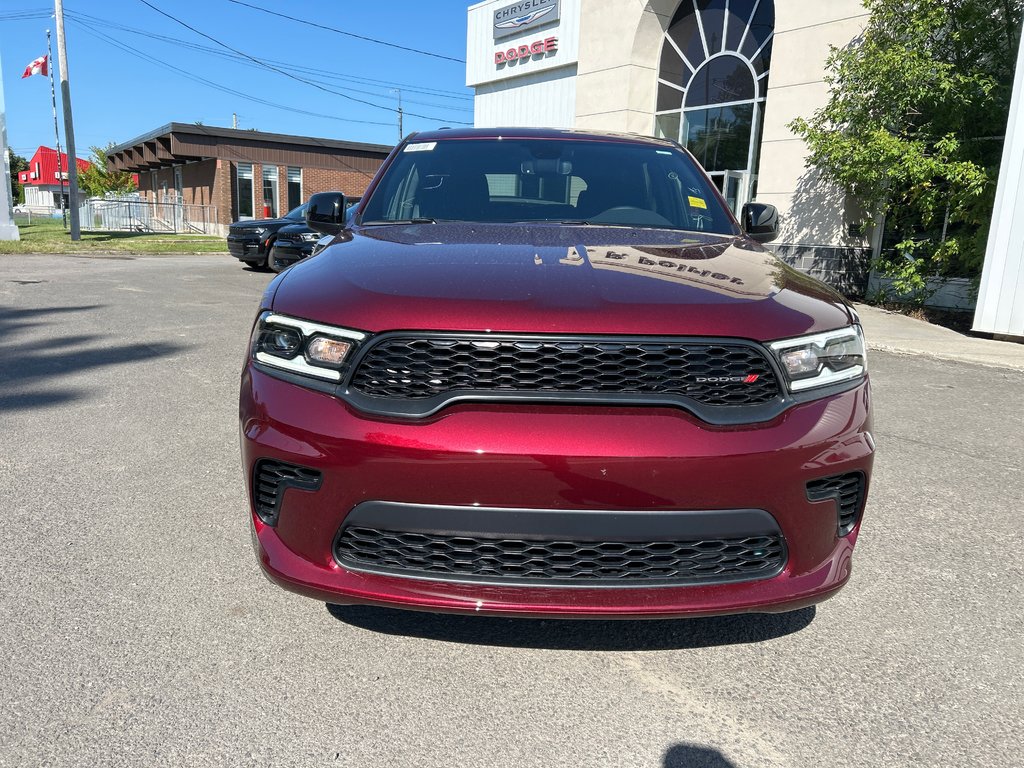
[407,126,678,148]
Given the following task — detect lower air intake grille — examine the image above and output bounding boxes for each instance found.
[806,472,866,536]
[252,460,322,526]
[334,527,786,585]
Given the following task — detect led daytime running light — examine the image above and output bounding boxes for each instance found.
[252,312,365,381]
[768,325,866,392]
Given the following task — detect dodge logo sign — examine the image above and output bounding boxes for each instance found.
[493,0,560,40]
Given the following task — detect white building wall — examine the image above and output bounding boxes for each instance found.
[973,20,1024,338]
[574,0,671,134]
[756,1,869,247]
[467,0,580,127]
[474,66,578,128]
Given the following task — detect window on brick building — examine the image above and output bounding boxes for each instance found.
[237,163,254,219]
[262,165,279,218]
[287,167,302,210]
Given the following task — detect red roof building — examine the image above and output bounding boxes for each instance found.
[17,146,92,211]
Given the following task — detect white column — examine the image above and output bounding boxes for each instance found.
[973,21,1024,338]
[0,54,22,241]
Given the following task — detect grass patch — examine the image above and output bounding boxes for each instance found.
[1,216,227,255]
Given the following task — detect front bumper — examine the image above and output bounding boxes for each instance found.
[240,367,873,617]
[270,241,315,266]
[227,235,265,262]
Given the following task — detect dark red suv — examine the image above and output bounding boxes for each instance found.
[240,128,873,618]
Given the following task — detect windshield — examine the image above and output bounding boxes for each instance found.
[285,203,307,221]
[360,137,736,234]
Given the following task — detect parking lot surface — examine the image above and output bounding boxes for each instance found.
[1,254,1021,767]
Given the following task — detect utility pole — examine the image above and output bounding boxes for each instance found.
[54,0,80,240]
[392,89,403,143]
[46,30,67,229]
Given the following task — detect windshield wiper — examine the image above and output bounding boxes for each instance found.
[360,217,437,226]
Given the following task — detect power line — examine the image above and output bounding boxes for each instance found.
[64,9,473,112]
[226,0,465,64]
[135,0,470,123]
[67,9,471,100]
[66,18,393,128]
[0,10,51,21]
[65,19,381,181]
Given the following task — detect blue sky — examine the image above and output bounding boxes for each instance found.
[1,0,473,160]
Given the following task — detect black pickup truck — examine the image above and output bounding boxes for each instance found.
[226,203,309,270]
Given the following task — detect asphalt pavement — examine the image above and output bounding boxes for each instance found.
[1,254,1021,768]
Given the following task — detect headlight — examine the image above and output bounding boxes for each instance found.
[253,226,268,236]
[768,325,867,392]
[300,232,321,242]
[250,312,365,381]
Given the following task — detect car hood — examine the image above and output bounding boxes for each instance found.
[275,223,315,236]
[271,223,854,340]
[230,217,295,229]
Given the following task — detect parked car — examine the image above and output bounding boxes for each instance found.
[226,203,310,269]
[267,224,320,272]
[240,127,873,618]
[268,200,360,272]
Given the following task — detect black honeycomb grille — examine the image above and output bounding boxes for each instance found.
[252,460,322,526]
[348,336,780,406]
[806,472,866,536]
[334,527,786,585]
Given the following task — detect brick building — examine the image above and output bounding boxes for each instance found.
[106,123,392,233]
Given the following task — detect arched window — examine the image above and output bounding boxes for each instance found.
[655,1,774,211]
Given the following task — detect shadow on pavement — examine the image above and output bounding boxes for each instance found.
[326,604,815,651]
[0,305,187,412]
[663,744,737,767]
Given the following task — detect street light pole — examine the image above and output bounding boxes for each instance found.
[54,0,81,240]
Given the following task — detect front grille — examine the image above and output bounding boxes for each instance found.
[806,472,866,536]
[334,527,786,585]
[252,460,322,526]
[348,336,780,406]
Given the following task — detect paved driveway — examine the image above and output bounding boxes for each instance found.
[1,255,1021,767]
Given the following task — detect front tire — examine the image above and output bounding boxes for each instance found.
[268,244,286,273]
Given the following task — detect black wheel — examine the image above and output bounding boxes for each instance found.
[268,244,287,273]
[268,243,284,276]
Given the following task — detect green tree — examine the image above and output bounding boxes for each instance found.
[790,0,1023,297]
[78,145,137,198]
[9,152,29,204]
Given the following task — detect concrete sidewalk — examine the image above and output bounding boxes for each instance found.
[854,303,1024,371]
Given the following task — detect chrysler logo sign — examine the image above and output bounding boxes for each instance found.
[493,0,560,40]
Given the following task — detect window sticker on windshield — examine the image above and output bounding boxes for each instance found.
[688,196,708,210]
[404,142,437,152]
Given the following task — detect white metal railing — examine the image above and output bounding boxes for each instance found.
[79,194,219,235]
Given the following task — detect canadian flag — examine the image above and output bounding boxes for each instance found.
[22,55,48,79]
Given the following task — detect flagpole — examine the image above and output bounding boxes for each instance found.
[46,30,67,229]
[54,0,80,240]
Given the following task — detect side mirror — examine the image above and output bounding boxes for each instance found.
[740,202,779,243]
[305,192,347,235]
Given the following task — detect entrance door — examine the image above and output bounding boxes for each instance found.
[723,170,751,214]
